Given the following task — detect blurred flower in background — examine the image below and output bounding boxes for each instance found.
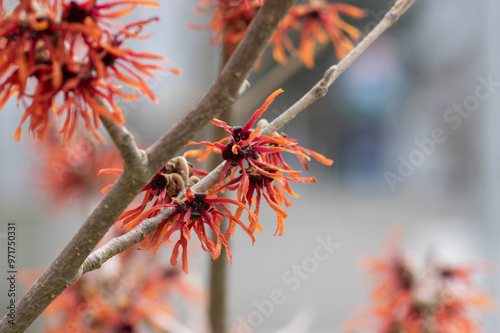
[42,230,204,333]
[343,230,495,333]
[32,127,122,208]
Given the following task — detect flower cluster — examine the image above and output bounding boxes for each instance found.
[43,238,203,333]
[100,156,256,273]
[104,89,332,273]
[141,188,256,273]
[0,0,178,143]
[194,0,366,68]
[343,233,494,333]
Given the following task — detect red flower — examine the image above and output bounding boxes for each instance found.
[192,0,268,67]
[43,239,203,333]
[344,231,495,333]
[99,157,203,230]
[361,245,414,310]
[187,88,333,235]
[194,0,365,68]
[100,166,176,229]
[188,89,296,183]
[141,188,256,273]
[0,0,178,142]
[290,1,366,68]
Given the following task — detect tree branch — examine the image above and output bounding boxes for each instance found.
[0,2,297,332]
[100,116,148,175]
[78,0,416,283]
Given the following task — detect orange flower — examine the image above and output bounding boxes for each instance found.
[0,0,178,142]
[43,242,203,332]
[100,163,257,273]
[100,165,180,229]
[290,1,366,68]
[99,158,206,230]
[196,0,261,56]
[141,188,257,273]
[362,251,414,310]
[194,0,365,68]
[187,88,333,235]
[344,231,494,333]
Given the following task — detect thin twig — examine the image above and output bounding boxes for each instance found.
[79,0,416,281]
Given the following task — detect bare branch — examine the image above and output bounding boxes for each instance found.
[81,208,173,274]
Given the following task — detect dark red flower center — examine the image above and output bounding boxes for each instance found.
[176,193,212,221]
[101,51,116,67]
[222,127,259,165]
[189,193,211,220]
[222,142,247,166]
[65,2,91,24]
[309,10,320,19]
[231,126,249,142]
[148,173,168,196]
[113,322,134,333]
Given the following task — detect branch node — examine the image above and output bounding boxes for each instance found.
[321,65,337,86]
[313,86,328,99]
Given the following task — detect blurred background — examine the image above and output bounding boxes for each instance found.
[1,0,499,332]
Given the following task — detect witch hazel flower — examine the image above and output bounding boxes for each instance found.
[100,156,255,273]
[186,88,333,235]
[99,157,203,230]
[343,231,495,333]
[0,0,179,143]
[192,0,262,56]
[289,0,366,68]
[193,0,365,68]
[141,188,257,274]
[43,236,203,333]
